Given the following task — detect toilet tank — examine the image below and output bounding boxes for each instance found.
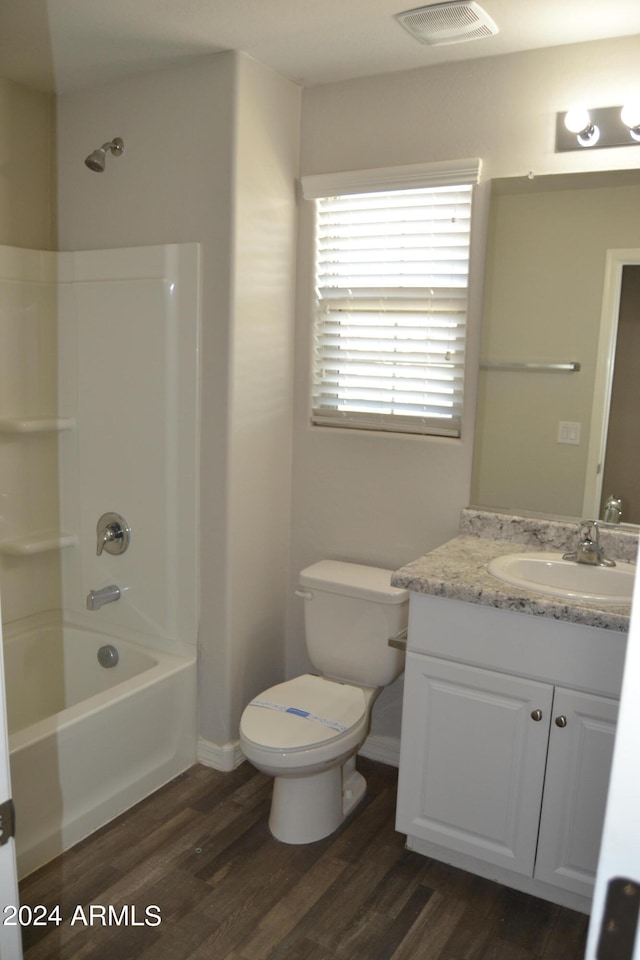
[298,560,409,687]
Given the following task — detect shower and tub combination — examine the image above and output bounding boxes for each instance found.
[0,240,200,877]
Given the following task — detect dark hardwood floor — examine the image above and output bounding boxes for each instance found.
[18,759,589,959]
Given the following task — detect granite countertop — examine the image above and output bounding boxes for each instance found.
[391,509,638,633]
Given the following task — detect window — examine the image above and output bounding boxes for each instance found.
[303,160,480,437]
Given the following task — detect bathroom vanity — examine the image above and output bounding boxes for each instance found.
[392,509,636,914]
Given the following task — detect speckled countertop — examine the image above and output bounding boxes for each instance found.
[391,508,638,633]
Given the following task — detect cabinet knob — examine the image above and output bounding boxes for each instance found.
[530,709,543,722]
[555,715,568,728]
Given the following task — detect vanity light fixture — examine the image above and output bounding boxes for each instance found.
[556,103,640,152]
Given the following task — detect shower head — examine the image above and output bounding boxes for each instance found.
[84,137,125,172]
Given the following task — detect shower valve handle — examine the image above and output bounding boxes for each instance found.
[96,512,131,556]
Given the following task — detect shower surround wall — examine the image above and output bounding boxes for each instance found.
[0,243,200,655]
[57,243,200,652]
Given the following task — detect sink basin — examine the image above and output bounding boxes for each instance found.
[487,552,635,604]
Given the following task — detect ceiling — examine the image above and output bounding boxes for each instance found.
[1,0,640,94]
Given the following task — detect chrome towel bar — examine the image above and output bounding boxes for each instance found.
[480,361,581,373]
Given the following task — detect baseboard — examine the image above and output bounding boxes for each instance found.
[358,734,400,768]
[197,736,246,772]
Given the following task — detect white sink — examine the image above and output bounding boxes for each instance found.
[487,552,635,604]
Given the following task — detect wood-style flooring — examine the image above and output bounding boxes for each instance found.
[18,759,589,960]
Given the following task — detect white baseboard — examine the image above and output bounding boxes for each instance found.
[358,734,400,768]
[197,737,246,772]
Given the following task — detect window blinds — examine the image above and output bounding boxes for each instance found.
[306,166,478,438]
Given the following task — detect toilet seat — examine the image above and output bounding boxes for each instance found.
[240,674,367,752]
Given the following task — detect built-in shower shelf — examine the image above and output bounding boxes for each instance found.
[0,531,78,556]
[0,417,75,434]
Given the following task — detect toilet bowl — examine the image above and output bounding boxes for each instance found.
[240,674,376,843]
[239,561,408,844]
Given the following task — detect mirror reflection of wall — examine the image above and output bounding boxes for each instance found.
[471,171,640,523]
[599,265,640,524]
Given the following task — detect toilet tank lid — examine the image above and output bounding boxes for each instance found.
[299,560,409,604]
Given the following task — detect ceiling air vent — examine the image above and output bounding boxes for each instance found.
[396,1,499,45]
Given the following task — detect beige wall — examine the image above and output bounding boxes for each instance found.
[56,52,300,751]
[300,36,640,182]
[292,34,640,744]
[0,77,55,249]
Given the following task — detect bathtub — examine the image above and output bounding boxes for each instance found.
[3,617,196,878]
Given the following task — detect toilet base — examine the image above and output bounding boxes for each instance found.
[268,756,367,844]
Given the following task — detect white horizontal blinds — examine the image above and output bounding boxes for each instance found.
[312,182,473,436]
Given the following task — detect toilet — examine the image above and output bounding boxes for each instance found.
[239,560,409,844]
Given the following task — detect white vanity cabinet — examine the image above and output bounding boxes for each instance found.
[534,686,618,896]
[396,592,626,912]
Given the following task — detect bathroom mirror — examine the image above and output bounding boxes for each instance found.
[470,168,640,526]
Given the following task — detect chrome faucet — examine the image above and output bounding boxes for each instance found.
[562,520,615,567]
[96,512,130,556]
[87,584,121,611]
[602,495,623,524]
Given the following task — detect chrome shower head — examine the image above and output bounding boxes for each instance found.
[84,137,125,172]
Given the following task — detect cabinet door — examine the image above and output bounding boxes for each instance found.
[397,654,553,875]
[534,687,618,898]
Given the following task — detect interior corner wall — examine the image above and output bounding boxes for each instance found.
[55,53,238,748]
[0,78,55,250]
[290,34,640,746]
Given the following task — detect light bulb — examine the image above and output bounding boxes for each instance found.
[564,105,591,134]
[563,105,599,147]
[621,102,640,128]
[621,102,640,142]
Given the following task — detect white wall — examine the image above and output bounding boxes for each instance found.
[291,34,640,748]
[56,52,301,753]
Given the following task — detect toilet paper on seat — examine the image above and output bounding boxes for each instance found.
[249,698,348,733]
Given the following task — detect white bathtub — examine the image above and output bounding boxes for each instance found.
[3,618,196,878]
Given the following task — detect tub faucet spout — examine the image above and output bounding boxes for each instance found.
[87,584,121,611]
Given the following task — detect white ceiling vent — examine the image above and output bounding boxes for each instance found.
[396,1,499,45]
